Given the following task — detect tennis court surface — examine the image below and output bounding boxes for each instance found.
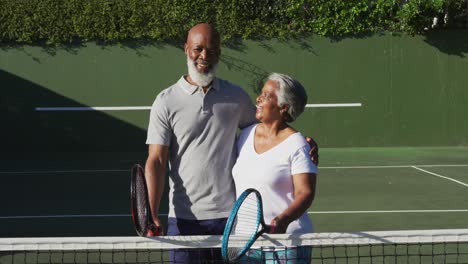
[1,147,467,263]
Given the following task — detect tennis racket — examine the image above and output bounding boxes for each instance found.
[130,164,161,237]
[221,188,276,263]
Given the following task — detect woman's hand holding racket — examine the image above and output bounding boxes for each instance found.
[270,216,289,234]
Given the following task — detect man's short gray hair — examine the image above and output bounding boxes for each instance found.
[268,73,308,123]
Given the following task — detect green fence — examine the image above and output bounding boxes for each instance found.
[1,30,467,156]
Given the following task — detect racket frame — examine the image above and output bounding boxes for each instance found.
[130,164,155,237]
[221,188,272,263]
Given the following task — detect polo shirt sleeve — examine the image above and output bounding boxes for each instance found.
[291,145,318,175]
[146,94,171,146]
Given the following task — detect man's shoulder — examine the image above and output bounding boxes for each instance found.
[217,77,241,88]
[154,81,181,101]
[216,78,249,97]
[148,81,183,113]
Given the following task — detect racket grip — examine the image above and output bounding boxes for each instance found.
[147,225,162,237]
[266,224,276,234]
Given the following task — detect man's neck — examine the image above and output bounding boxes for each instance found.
[184,75,213,93]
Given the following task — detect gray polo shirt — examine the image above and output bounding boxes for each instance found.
[146,76,256,220]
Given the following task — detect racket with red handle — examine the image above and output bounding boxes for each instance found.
[130,164,161,237]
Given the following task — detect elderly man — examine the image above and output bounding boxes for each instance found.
[145,23,317,263]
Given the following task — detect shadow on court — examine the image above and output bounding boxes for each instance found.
[0,69,147,157]
[0,69,169,237]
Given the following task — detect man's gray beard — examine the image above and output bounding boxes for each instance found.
[187,57,217,87]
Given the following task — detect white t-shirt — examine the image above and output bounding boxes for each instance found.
[232,124,318,234]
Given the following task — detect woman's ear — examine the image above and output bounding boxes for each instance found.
[280,104,293,122]
[280,104,289,114]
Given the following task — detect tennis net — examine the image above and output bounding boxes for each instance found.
[1,229,468,263]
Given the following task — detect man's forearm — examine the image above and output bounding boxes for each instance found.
[145,157,167,219]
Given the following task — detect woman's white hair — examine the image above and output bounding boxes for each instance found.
[268,73,308,122]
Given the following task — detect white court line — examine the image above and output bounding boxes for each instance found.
[0,169,128,174]
[412,166,468,187]
[0,214,131,219]
[1,164,468,174]
[417,164,468,167]
[0,214,166,220]
[321,165,410,169]
[35,103,362,111]
[320,164,468,169]
[36,106,151,111]
[2,210,468,220]
[306,103,362,108]
[308,209,468,214]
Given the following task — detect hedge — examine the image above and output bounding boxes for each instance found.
[0,0,467,45]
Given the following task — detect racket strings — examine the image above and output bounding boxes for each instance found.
[234,195,261,233]
[134,169,149,232]
[227,193,262,261]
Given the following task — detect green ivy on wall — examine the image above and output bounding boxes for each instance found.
[0,0,467,45]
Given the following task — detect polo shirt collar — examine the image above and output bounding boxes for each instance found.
[178,76,220,95]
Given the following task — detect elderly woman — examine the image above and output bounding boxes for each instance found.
[232,73,317,263]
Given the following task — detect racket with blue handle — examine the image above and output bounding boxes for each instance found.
[130,164,162,237]
[221,188,276,263]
